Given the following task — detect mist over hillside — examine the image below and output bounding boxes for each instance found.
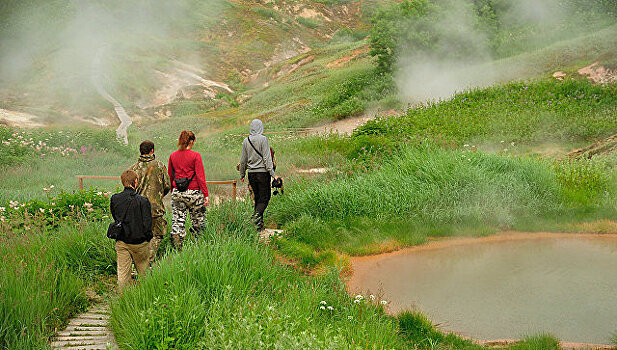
[370,0,617,103]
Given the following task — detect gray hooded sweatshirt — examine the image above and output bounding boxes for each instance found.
[239,119,276,178]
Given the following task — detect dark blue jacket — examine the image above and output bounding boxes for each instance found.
[110,187,153,244]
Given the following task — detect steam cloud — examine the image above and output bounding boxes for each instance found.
[396,0,613,103]
[0,1,218,111]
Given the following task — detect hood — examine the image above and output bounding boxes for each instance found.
[249,119,263,136]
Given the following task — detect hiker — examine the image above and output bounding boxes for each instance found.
[110,170,153,292]
[130,140,170,264]
[238,119,279,231]
[168,130,209,250]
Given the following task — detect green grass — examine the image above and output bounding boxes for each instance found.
[0,221,115,349]
[269,144,616,263]
[357,79,617,146]
[111,203,404,349]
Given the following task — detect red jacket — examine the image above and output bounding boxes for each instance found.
[168,149,208,197]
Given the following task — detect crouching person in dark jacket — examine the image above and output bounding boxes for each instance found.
[111,170,153,292]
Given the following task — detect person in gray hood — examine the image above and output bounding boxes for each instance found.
[239,119,278,231]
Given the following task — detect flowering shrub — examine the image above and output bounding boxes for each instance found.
[0,127,130,167]
[0,187,111,234]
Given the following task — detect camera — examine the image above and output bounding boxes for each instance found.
[272,177,284,195]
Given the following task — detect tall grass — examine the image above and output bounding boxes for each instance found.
[111,203,404,349]
[269,144,615,259]
[0,221,115,349]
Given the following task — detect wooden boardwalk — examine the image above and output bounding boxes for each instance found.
[51,303,118,350]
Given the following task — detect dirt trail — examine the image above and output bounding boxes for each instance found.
[308,109,397,136]
[92,48,132,144]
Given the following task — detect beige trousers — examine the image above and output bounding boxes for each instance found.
[115,240,150,292]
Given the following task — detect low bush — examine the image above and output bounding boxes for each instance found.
[0,189,111,235]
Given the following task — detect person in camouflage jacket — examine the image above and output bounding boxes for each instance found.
[130,140,171,264]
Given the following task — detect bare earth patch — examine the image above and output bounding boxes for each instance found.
[578,62,617,84]
[308,109,397,135]
[0,108,44,128]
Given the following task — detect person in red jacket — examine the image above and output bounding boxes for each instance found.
[168,130,209,250]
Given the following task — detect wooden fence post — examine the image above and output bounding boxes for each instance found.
[78,177,84,191]
[232,181,237,202]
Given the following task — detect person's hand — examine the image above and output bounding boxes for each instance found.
[204,197,209,207]
[241,177,245,183]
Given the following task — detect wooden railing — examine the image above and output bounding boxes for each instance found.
[75,175,238,201]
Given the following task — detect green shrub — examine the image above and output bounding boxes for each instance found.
[253,7,280,20]
[311,71,394,121]
[297,16,321,29]
[1,189,111,234]
[555,159,609,206]
[369,0,617,73]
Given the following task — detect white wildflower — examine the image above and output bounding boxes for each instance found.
[353,299,360,304]
[347,316,353,320]
[354,295,363,300]
[0,216,4,222]
[380,300,387,305]
[83,202,93,209]
[97,191,103,196]
[0,207,5,212]
[320,306,326,310]
[320,301,327,305]
[369,294,375,301]
[39,208,45,213]
[327,306,334,311]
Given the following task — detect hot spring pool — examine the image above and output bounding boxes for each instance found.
[348,234,617,344]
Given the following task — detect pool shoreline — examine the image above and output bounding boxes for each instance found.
[347,231,617,349]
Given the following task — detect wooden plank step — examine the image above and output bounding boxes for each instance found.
[52,344,109,350]
[68,319,108,326]
[54,335,112,342]
[64,326,108,332]
[74,314,109,320]
[57,331,109,337]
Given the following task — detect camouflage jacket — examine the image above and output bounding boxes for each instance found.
[130,154,171,217]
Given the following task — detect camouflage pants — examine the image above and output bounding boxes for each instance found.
[149,216,167,264]
[171,189,207,245]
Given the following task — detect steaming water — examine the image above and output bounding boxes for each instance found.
[349,236,617,343]
[92,48,131,144]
